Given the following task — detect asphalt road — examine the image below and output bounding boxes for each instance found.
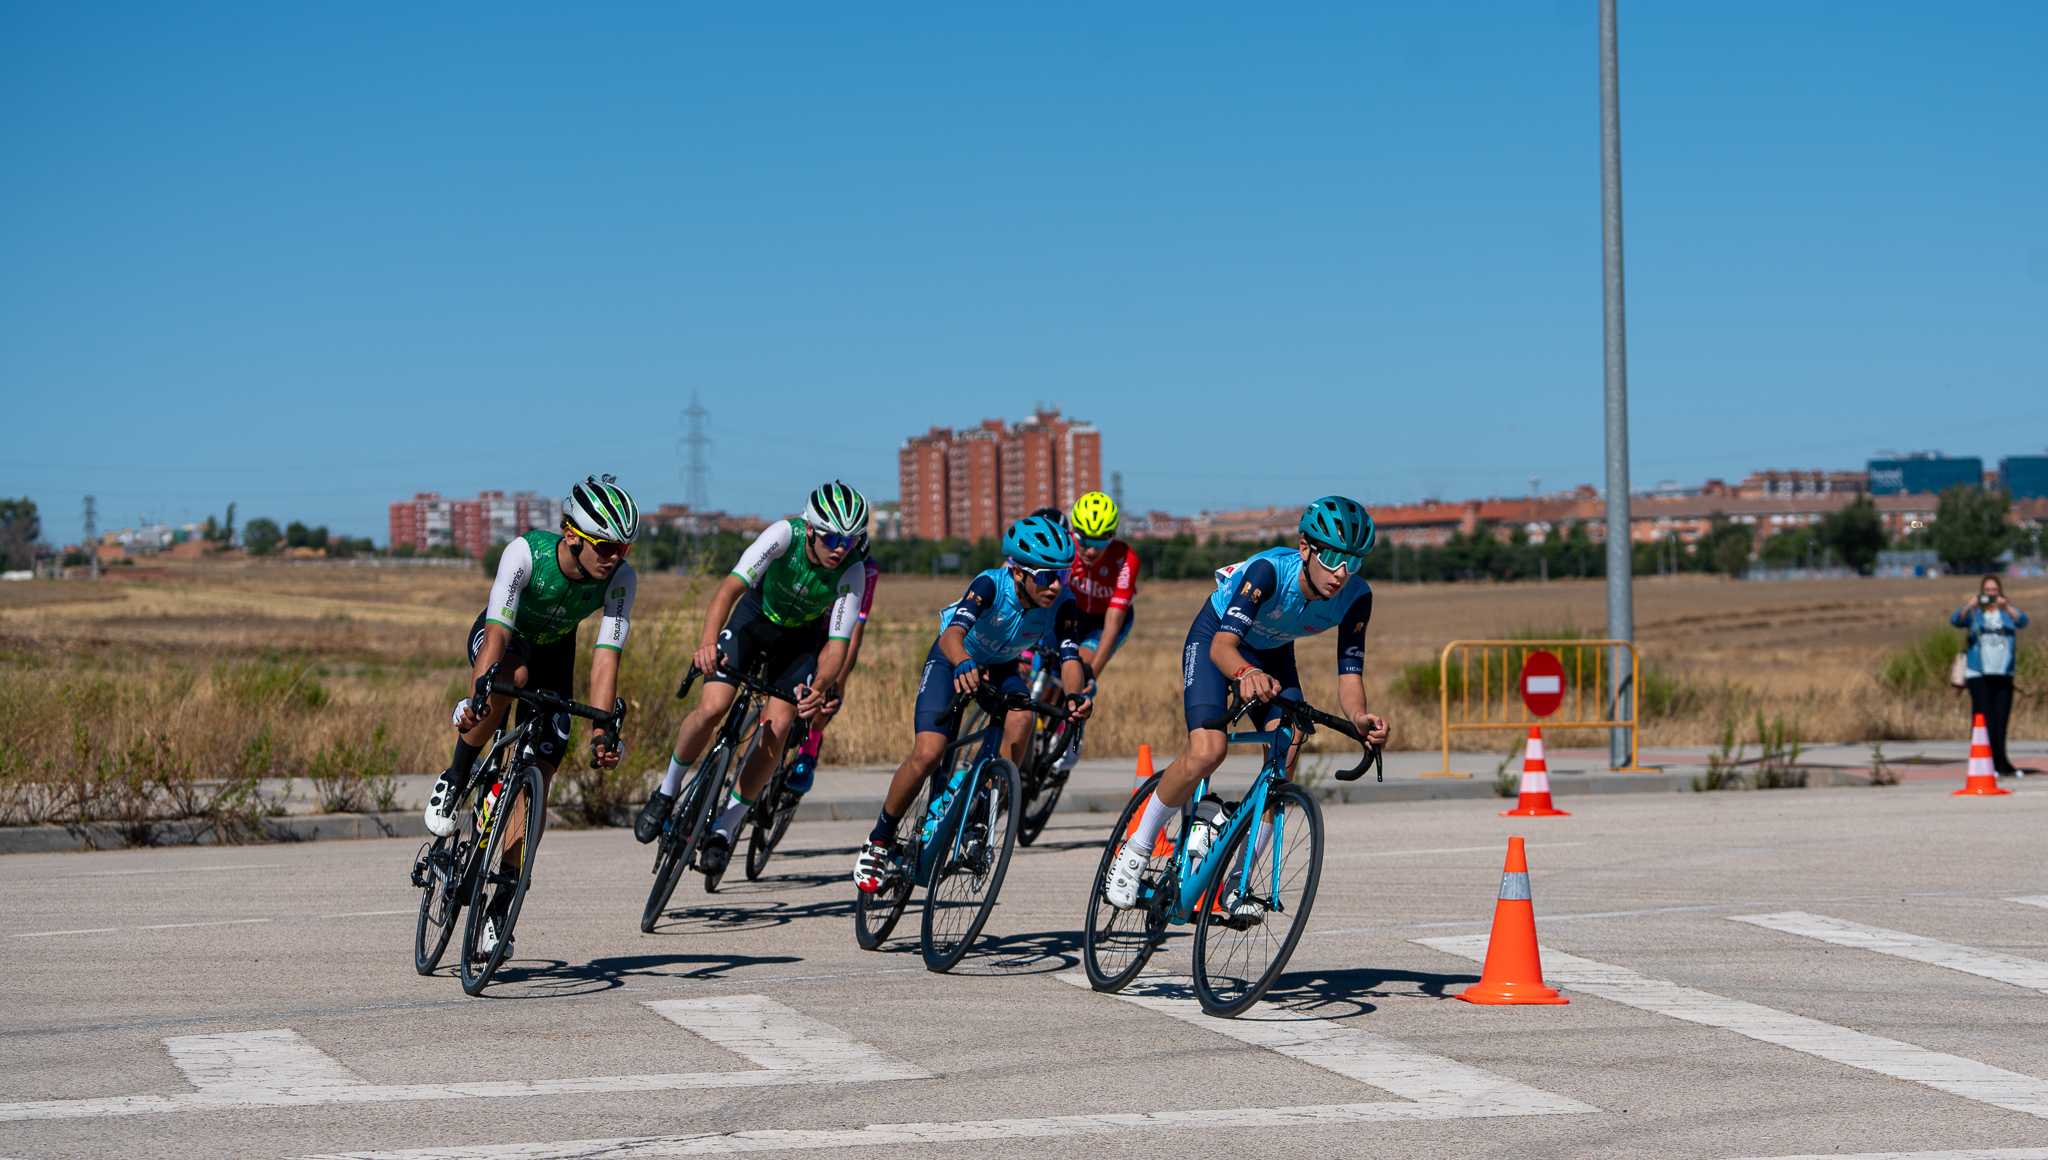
[6,782,2048,1159]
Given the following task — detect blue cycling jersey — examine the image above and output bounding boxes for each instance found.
[1207,547,1372,671]
[938,567,1083,667]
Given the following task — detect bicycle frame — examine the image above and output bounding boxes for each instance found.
[1165,718,1300,923]
[912,713,1007,888]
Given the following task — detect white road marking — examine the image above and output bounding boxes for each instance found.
[12,927,121,939]
[1420,934,2048,1119]
[135,918,272,932]
[1738,1151,2048,1159]
[315,910,415,919]
[1055,972,1592,1116]
[2010,896,2048,911]
[1733,911,2048,993]
[61,863,288,879]
[0,996,928,1122]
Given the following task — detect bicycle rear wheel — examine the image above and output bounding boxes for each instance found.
[1191,782,1323,1017]
[458,765,545,996]
[412,831,464,975]
[921,758,1020,972]
[1016,757,1066,847]
[853,784,925,950]
[641,745,728,932]
[1082,772,1173,993]
[744,758,799,882]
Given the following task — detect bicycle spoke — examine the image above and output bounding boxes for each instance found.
[1193,783,1324,1016]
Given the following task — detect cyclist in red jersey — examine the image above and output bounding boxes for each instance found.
[1061,491,1138,769]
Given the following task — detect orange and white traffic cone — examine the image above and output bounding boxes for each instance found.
[1121,744,1175,856]
[1453,836,1567,1005]
[1501,726,1569,817]
[1954,713,2010,797]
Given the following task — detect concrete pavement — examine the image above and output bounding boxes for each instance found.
[6,780,2048,1157]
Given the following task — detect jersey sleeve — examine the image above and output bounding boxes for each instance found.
[729,521,794,588]
[1109,547,1139,610]
[1050,596,1084,664]
[1336,587,1372,675]
[825,561,868,641]
[945,574,1000,632]
[484,536,536,631]
[857,560,880,621]
[594,565,637,652]
[1216,557,1278,638]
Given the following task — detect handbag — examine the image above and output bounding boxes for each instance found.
[1949,652,1968,689]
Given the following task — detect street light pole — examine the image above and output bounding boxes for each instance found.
[1600,0,1635,767]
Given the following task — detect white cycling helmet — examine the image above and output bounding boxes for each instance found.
[564,473,640,543]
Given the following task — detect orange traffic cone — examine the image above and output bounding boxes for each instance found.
[1454,836,1567,1005]
[1954,713,2011,797]
[1121,744,1175,856]
[1501,727,1569,817]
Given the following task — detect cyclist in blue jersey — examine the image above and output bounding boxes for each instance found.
[1102,496,1390,911]
[853,514,1094,892]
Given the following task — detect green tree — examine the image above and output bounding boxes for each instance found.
[1931,485,2011,572]
[1697,515,1754,576]
[1818,496,1887,574]
[243,518,284,556]
[1759,526,1816,568]
[0,497,41,570]
[285,520,310,549]
[224,501,236,544]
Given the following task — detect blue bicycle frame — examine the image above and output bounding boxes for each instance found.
[1163,715,1301,923]
[911,713,1007,889]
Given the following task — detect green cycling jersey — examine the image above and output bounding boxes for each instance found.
[486,530,636,648]
[732,518,865,631]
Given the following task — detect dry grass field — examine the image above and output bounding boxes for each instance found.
[1,559,2041,830]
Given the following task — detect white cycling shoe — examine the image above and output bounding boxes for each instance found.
[1056,732,1083,773]
[423,773,461,838]
[1103,839,1149,909]
[479,915,510,957]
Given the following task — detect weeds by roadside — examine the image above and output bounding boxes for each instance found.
[1868,742,1898,787]
[1693,712,1808,791]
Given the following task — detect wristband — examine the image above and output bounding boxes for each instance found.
[1230,665,1261,684]
[952,659,978,679]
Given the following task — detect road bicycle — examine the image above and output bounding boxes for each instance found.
[854,682,1082,971]
[1081,694,1379,1016]
[1012,650,1084,847]
[412,667,624,996]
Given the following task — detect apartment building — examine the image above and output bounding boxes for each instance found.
[896,407,1103,540]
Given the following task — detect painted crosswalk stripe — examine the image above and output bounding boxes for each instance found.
[2010,897,2048,912]
[1418,933,2048,1119]
[1737,1150,2048,1159]
[0,996,928,1122]
[1733,911,2048,993]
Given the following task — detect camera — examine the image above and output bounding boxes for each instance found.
[1980,593,1996,606]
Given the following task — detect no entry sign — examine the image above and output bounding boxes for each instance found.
[1521,650,1565,718]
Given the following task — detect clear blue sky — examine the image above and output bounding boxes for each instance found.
[5,3,2043,547]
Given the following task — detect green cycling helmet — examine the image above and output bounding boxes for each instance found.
[1299,495,1376,557]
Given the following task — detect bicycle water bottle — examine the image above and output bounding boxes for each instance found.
[479,780,504,836]
[921,781,958,844]
[1186,795,1227,867]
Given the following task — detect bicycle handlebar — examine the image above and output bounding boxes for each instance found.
[1223,694,1384,783]
[676,662,837,706]
[947,683,1084,725]
[474,665,626,745]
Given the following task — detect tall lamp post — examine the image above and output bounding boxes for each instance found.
[1600,0,1635,767]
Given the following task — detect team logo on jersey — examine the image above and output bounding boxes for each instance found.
[1240,582,1263,602]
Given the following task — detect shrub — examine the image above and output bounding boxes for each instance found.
[215,655,330,713]
[306,723,400,813]
[1878,629,1962,697]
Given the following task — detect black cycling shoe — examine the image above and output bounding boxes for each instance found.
[698,830,733,876]
[634,790,675,844]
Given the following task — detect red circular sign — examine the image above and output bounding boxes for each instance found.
[1521,651,1566,718]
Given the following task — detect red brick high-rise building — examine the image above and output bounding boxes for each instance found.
[387,490,562,557]
[896,407,1103,541]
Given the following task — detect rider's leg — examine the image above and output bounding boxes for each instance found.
[658,681,737,794]
[999,706,1034,768]
[718,698,796,836]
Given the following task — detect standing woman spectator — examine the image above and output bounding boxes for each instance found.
[1953,576,2030,776]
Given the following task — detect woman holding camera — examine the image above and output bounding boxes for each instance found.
[1953,576,2030,776]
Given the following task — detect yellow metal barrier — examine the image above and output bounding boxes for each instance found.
[1432,638,1650,777]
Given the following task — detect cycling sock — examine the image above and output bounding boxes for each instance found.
[713,790,753,836]
[657,755,687,797]
[446,739,481,784]
[868,810,898,845]
[1126,793,1179,852]
[798,728,824,761]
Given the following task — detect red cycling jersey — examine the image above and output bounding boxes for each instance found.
[1068,540,1140,617]
[857,559,880,621]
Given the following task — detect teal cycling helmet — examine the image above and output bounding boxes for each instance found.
[1299,495,1376,557]
[1003,514,1075,570]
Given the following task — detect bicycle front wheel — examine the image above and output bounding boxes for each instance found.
[744,759,799,882]
[458,764,545,997]
[853,786,925,951]
[641,747,728,932]
[921,758,1020,972]
[1191,782,1323,1017]
[1082,772,1172,993]
[1016,756,1066,847]
[412,831,463,975]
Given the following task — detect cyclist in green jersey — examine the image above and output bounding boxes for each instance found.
[423,475,639,954]
[633,482,870,878]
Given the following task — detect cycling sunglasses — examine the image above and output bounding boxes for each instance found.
[1010,561,1064,588]
[1308,543,1363,575]
[811,529,858,552]
[567,524,631,560]
[1078,534,1114,551]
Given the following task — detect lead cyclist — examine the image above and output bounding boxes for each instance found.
[421,474,640,955]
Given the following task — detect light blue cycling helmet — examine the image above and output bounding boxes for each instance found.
[1003,514,1075,570]
[1299,495,1376,557]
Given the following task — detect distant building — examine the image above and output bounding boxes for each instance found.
[896,407,1103,541]
[1735,469,1867,499]
[2001,456,2048,500]
[389,490,561,558]
[645,504,771,538]
[1868,453,1983,496]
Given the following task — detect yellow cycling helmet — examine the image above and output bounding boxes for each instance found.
[1070,491,1120,539]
